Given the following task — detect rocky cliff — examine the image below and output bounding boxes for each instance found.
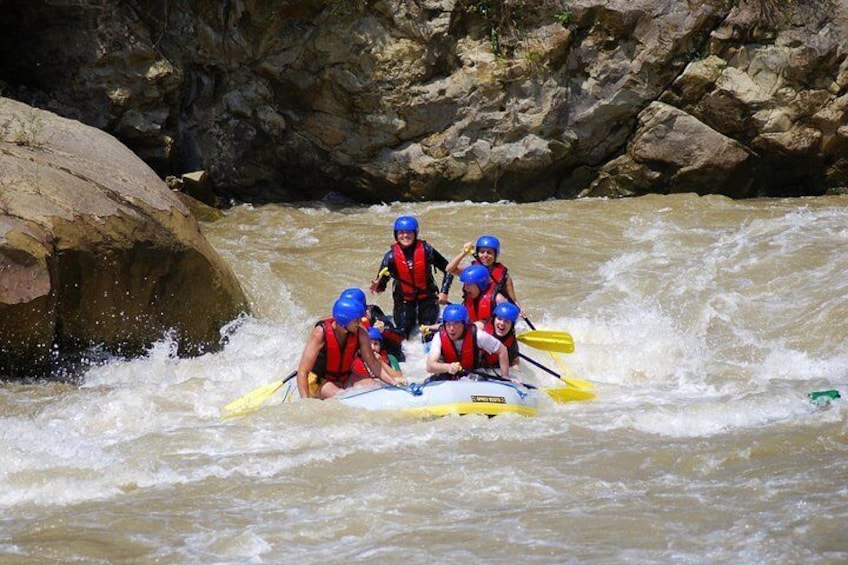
[0,0,846,202]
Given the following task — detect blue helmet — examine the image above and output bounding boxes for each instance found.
[475,235,500,257]
[442,304,469,324]
[367,327,383,341]
[493,302,520,323]
[460,264,491,289]
[332,298,366,328]
[339,287,367,306]
[393,216,419,238]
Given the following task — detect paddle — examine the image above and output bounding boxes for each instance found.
[544,386,596,402]
[518,351,594,391]
[221,370,297,420]
[466,369,595,403]
[515,329,575,353]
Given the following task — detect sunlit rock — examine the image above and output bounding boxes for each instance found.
[0,98,249,379]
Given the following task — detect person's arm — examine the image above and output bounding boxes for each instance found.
[381,358,404,383]
[369,303,388,321]
[503,274,525,317]
[419,322,440,336]
[425,337,462,376]
[370,305,402,344]
[497,341,510,379]
[296,326,325,398]
[429,244,454,303]
[357,326,400,385]
[368,305,386,333]
[510,347,521,367]
[477,330,509,379]
[446,241,474,275]
[369,251,393,294]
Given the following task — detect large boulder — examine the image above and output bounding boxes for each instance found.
[587,102,756,198]
[0,98,249,379]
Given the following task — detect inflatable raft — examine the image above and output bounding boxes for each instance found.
[281,377,539,417]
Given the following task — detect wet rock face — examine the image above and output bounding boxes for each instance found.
[0,98,249,379]
[0,0,845,203]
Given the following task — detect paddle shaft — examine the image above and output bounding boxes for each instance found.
[518,319,590,387]
[266,371,298,404]
[465,369,537,390]
[281,370,298,385]
[465,369,593,403]
[518,352,561,379]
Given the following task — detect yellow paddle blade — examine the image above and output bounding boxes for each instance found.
[543,386,596,403]
[516,330,575,354]
[546,352,595,390]
[559,376,594,391]
[221,379,285,420]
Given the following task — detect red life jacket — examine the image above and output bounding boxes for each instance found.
[319,318,359,385]
[350,350,387,378]
[481,320,518,368]
[392,240,430,301]
[489,262,508,287]
[473,259,509,295]
[439,324,479,372]
[463,280,495,323]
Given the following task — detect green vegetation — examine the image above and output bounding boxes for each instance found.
[458,1,573,57]
[458,0,527,56]
[554,11,572,25]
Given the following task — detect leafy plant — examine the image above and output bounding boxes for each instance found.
[554,10,572,25]
[458,0,527,57]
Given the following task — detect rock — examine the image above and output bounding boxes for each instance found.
[0,98,249,379]
[585,102,755,198]
[179,170,218,207]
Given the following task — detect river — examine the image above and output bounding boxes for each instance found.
[1,194,847,563]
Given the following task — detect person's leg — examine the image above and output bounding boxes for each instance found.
[318,380,343,399]
[347,373,381,388]
[417,297,440,326]
[393,299,416,338]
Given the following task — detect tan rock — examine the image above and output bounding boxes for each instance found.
[587,102,755,198]
[0,98,249,379]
